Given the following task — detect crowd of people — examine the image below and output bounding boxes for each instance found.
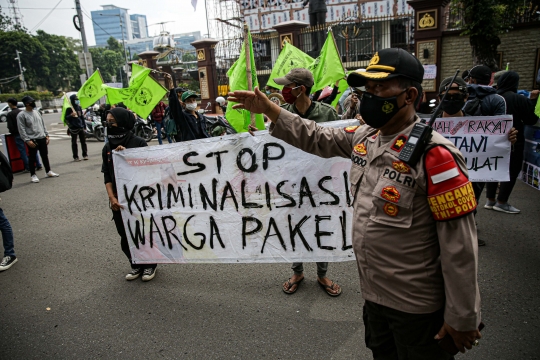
[2,45,539,359]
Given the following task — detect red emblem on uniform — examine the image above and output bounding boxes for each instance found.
[371,131,379,140]
[383,203,399,216]
[344,126,359,133]
[391,135,408,152]
[392,160,410,174]
[353,143,367,156]
[381,186,400,203]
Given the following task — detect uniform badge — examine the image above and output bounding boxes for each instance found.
[353,143,367,156]
[392,160,410,174]
[344,126,359,133]
[381,186,400,203]
[383,203,399,216]
[382,101,394,114]
[391,135,408,152]
[371,132,379,140]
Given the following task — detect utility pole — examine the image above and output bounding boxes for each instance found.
[15,50,26,91]
[74,0,91,77]
[119,15,130,82]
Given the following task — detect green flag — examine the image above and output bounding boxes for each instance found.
[331,77,350,108]
[266,42,314,90]
[61,93,73,126]
[77,70,106,108]
[308,30,346,94]
[226,29,265,133]
[102,84,137,105]
[129,63,152,89]
[124,75,167,119]
[535,95,540,118]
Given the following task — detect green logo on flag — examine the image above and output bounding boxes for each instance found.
[83,83,97,99]
[135,87,153,106]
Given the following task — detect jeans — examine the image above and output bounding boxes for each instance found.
[14,134,41,170]
[292,262,328,278]
[363,301,454,360]
[0,208,15,257]
[155,121,163,145]
[28,138,51,176]
[70,129,88,159]
[485,143,524,203]
[112,209,156,270]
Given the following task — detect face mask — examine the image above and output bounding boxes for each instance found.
[75,100,80,106]
[107,126,129,136]
[265,90,271,95]
[29,102,36,109]
[282,86,301,104]
[185,103,197,111]
[440,98,465,115]
[359,90,408,128]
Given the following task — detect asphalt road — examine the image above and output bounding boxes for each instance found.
[0,113,539,359]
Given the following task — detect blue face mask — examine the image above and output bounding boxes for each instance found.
[75,100,80,105]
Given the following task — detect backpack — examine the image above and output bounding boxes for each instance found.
[0,151,13,192]
[463,97,483,116]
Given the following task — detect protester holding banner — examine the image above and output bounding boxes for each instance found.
[231,48,482,357]
[484,71,539,214]
[64,94,88,161]
[102,107,157,282]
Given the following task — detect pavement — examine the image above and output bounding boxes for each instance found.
[0,113,539,359]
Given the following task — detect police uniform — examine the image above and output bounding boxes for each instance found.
[269,48,481,358]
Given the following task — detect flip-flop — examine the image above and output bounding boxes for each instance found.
[318,280,342,297]
[282,277,304,294]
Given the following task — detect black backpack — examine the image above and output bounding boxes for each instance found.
[463,97,483,116]
[0,151,13,192]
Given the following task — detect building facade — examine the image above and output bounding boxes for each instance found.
[91,5,148,46]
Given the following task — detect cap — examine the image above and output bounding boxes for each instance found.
[468,65,492,84]
[492,70,507,86]
[461,69,470,81]
[439,76,468,95]
[181,90,198,102]
[21,96,35,105]
[273,68,314,88]
[347,48,424,87]
[175,87,187,93]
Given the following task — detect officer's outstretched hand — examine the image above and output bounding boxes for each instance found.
[435,321,481,353]
[228,87,281,122]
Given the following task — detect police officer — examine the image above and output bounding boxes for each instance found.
[231,48,482,358]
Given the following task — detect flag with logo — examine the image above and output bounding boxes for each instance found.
[124,75,168,119]
[102,85,138,105]
[226,28,265,133]
[61,93,74,126]
[308,29,346,94]
[266,43,314,90]
[129,63,152,90]
[77,70,106,108]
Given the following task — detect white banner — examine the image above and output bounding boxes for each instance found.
[113,121,357,264]
[432,115,513,182]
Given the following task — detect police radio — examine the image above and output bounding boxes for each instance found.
[398,69,460,166]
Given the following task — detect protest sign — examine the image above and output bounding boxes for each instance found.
[432,115,513,182]
[113,120,358,264]
[520,125,540,190]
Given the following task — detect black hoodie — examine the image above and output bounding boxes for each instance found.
[168,89,210,142]
[65,95,85,130]
[496,71,539,144]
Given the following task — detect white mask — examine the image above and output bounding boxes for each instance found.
[185,103,197,111]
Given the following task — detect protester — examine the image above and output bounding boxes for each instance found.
[492,70,507,89]
[6,98,42,172]
[342,89,362,121]
[64,94,88,161]
[0,150,16,272]
[17,96,59,183]
[151,98,167,145]
[484,71,539,214]
[216,96,227,114]
[270,68,340,296]
[265,85,280,95]
[101,107,157,281]
[168,90,210,142]
[312,79,341,105]
[232,48,482,357]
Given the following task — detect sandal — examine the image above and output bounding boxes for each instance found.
[282,277,304,294]
[317,279,342,297]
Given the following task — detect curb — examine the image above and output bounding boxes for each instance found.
[42,109,61,114]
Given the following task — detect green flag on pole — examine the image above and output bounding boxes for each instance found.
[308,29,346,94]
[129,63,152,89]
[61,93,73,126]
[124,75,168,119]
[225,29,265,133]
[266,42,314,90]
[535,95,540,118]
[102,84,137,105]
[77,70,106,108]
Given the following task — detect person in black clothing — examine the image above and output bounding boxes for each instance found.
[7,98,31,172]
[312,79,341,105]
[64,95,88,161]
[484,71,539,214]
[168,90,210,142]
[101,108,157,282]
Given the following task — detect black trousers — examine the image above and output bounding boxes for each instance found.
[363,301,454,360]
[112,209,156,270]
[485,143,524,203]
[71,130,87,159]
[28,137,51,176]
[309,12,326,52]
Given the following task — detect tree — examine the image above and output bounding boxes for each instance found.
[89,47,123,83]
[452,0,529,70]
[107,36,124,54]
[182,52,196,62]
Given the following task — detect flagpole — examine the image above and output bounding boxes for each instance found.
[329,27,346,75]
[244,23,256,128]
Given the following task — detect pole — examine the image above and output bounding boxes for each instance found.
[119,16,130,82]
[119,66,123,86]
[74,0,91,77]
[244,23,255,127]
[204,0,210,38]
[15,50,26,91]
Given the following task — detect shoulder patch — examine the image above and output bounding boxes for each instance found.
[391,135,408,152]
[353,143,367,156]
[425,145,476,221]
[344,126,359,133]
[392,160,410,174]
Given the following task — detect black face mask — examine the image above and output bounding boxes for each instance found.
[28,102,36,109]
[440,99,465,116]
[359,90,407,128]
